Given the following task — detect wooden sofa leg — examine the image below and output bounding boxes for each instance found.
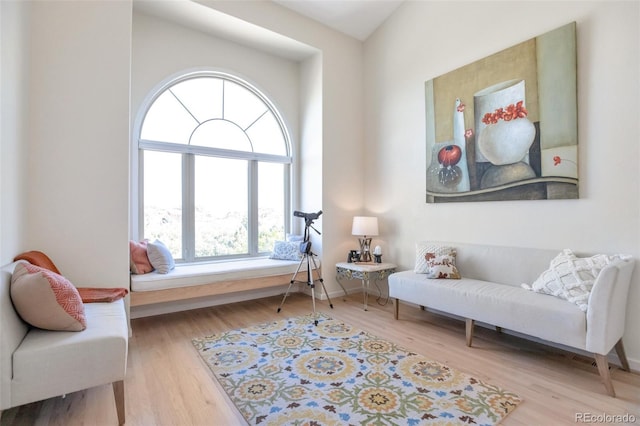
[594,353,615,397]
[113,380,125,425]
[393,298,399,320]
[614,339,631,371]
[465,319,474,347]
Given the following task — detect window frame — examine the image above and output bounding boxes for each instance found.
[133,70,293,263]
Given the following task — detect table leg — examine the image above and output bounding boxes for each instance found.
[363,278,369,311]
[335,274,349,301]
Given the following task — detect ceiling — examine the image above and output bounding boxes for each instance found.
[273,0,404,40]
[133,0,404,61]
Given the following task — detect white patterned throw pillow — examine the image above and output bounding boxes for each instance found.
[414,242,456,273]
[522,249,630,311]
[270,241,302,261]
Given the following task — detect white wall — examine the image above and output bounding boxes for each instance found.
[25,1,132,288]
[364,1,640,367]
[0,0,30,264]
[298,52,324,250]
[198,0,366,295]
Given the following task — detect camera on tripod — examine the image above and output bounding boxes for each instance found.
[294,210,322,254]
[280,209,332,325]
[293,210,322,224]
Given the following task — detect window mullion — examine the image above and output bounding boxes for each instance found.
[285,163,292,237]
[249,160,259,255]
[183,153,195,262]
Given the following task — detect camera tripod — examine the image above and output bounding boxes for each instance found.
[277,211,333,326]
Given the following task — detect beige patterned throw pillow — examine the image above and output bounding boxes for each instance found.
[415,243,456,273]
[425,253,461,279]
[11,262,87,331]
[522,249,630,311]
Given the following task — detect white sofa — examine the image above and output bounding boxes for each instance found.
[389,241,635,397]
[1,261,128,424]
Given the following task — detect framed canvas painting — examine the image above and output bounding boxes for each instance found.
[425,22,578,203]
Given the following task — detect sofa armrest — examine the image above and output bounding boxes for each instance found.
[585,259,635,354]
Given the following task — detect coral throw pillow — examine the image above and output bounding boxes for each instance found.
[130,240,153,274]
[11,262,87,331]
[13,250,62,275]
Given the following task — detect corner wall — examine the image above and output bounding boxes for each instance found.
[198,0,365,296]
[0,0,30,265]
[25,1,132,288]
[364,1,640,367]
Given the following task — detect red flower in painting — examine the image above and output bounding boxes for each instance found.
[553,156,577,168]
[457,103,465,112]
[482,101,528,125]
[482,112,497,125]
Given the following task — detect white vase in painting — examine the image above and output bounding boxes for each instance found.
[474,79,535,165]
[477,116,535,165]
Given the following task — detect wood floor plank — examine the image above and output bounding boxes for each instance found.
[1,293,638,425]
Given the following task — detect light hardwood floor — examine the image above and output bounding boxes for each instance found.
[2,292,639,425]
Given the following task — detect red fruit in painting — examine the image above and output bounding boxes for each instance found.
[438,145,462,166]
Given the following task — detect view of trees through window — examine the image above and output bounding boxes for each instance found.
[138,73,291,262]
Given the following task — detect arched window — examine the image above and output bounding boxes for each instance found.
[137,72,292,262]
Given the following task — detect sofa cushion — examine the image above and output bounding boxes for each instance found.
[11,300,128,406]
[130,258,305,292]
[414,243,455,273]
[522,249,630,312]
[390,271,587,349]
[10,263,86,331]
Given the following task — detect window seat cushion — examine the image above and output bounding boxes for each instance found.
[130,258,306,292]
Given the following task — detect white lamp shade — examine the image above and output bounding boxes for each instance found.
[351,216,379,236]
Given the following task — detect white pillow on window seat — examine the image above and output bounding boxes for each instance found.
[146,239,175,274]
[270,241,302,261]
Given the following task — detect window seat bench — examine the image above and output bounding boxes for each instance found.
[130,258,306,308]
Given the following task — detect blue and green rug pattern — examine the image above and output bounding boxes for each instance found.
[193,313,521,425]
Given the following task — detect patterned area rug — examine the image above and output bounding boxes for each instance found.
[192,313,522,425]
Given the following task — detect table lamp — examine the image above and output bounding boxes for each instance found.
[351,216,378,262]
